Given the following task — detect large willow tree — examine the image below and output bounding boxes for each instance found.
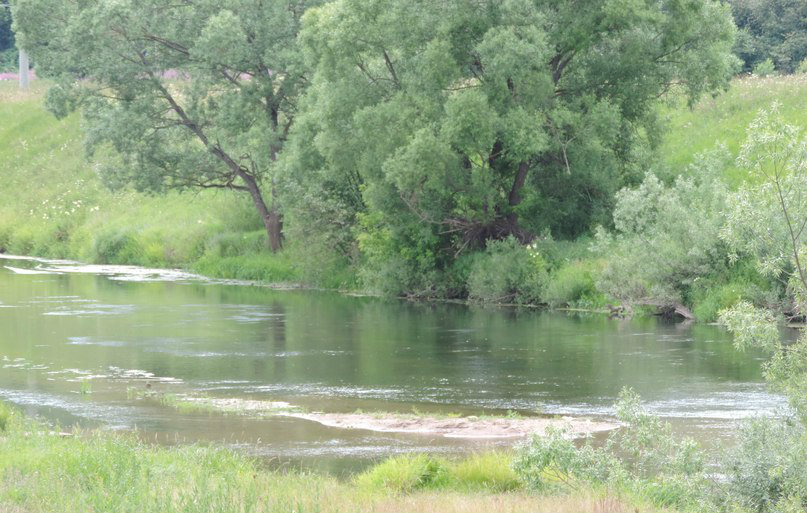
[13,0,318,251]
[286,0,737,294]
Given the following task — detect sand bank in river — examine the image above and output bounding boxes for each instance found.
[284,412,618,439]
[150,393,618,439]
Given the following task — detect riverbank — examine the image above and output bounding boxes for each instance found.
[0,402,666,513]
[2,77,806,318]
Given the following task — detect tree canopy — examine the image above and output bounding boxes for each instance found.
[285,0,737,295]
[730,0,807,73]
[12,0,319,250]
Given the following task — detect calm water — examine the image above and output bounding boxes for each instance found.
[0,255,787,473]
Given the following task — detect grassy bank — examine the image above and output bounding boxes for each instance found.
[659,74,807,185]
[0,81,305,286]
[0,402,665,513]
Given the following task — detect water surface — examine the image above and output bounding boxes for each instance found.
[0,255,786,473]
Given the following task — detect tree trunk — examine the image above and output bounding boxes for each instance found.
[240,172,283,252]
[508,161,530,207]
[504,160,532,243]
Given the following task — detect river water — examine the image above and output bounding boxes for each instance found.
[0,254,788,474]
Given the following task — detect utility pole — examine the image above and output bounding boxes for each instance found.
[18,47,28,90]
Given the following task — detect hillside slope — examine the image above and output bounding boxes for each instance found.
[659,74,807,184]
[0,82,299,283]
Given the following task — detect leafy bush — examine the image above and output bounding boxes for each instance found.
[607,389,703,479]
[513,427,621,493]
[92,230,144,265]
[688,259,778,322]
[466,237,547,304]
[595,148,732,315]
[543,260,604,308]
[724,417,807,513]
[0,48,16,73]
[513,389,707,510]
[753,58,777,77]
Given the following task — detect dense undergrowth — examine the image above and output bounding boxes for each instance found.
[1,76,806,317]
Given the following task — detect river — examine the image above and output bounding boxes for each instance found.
[0,254,787,474]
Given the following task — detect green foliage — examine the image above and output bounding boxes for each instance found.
[688,259,778,322]
[721,104,807,310]
[608,389,703,480]
[355,455,449,493]
[512,427,621,493]
[79,379,92,395]
[12,0,317,250]
[730,0,807,74]
[0,2,12,53]
[192,253,298,283]
[542,260,605,308]
[203,231,269,259]
[0,47,16,72]
[754,58,777,77]
[355,452,520,495]
[595,148,732,315]
[724,417,807,513]
[92,230,144,265]
[467,237,547,304]
[720,302,807,420]
[0,401,13,432]
[717,109,807,436]
[448,452,521,493]
[287,0,737,297]
[513,388,706,510]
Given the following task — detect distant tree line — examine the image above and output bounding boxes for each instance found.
[0,1,16,71]
[730,0,807,73]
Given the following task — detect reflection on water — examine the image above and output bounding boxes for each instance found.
[0,255,790,474]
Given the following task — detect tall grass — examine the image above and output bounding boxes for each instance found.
[659,74,807,185]
[0,402,668,513]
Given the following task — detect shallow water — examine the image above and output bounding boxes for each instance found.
[0,255,789,474]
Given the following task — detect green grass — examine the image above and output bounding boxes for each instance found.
[660,74,807,186]
[0,81,303,285]
[0,402,671,513]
